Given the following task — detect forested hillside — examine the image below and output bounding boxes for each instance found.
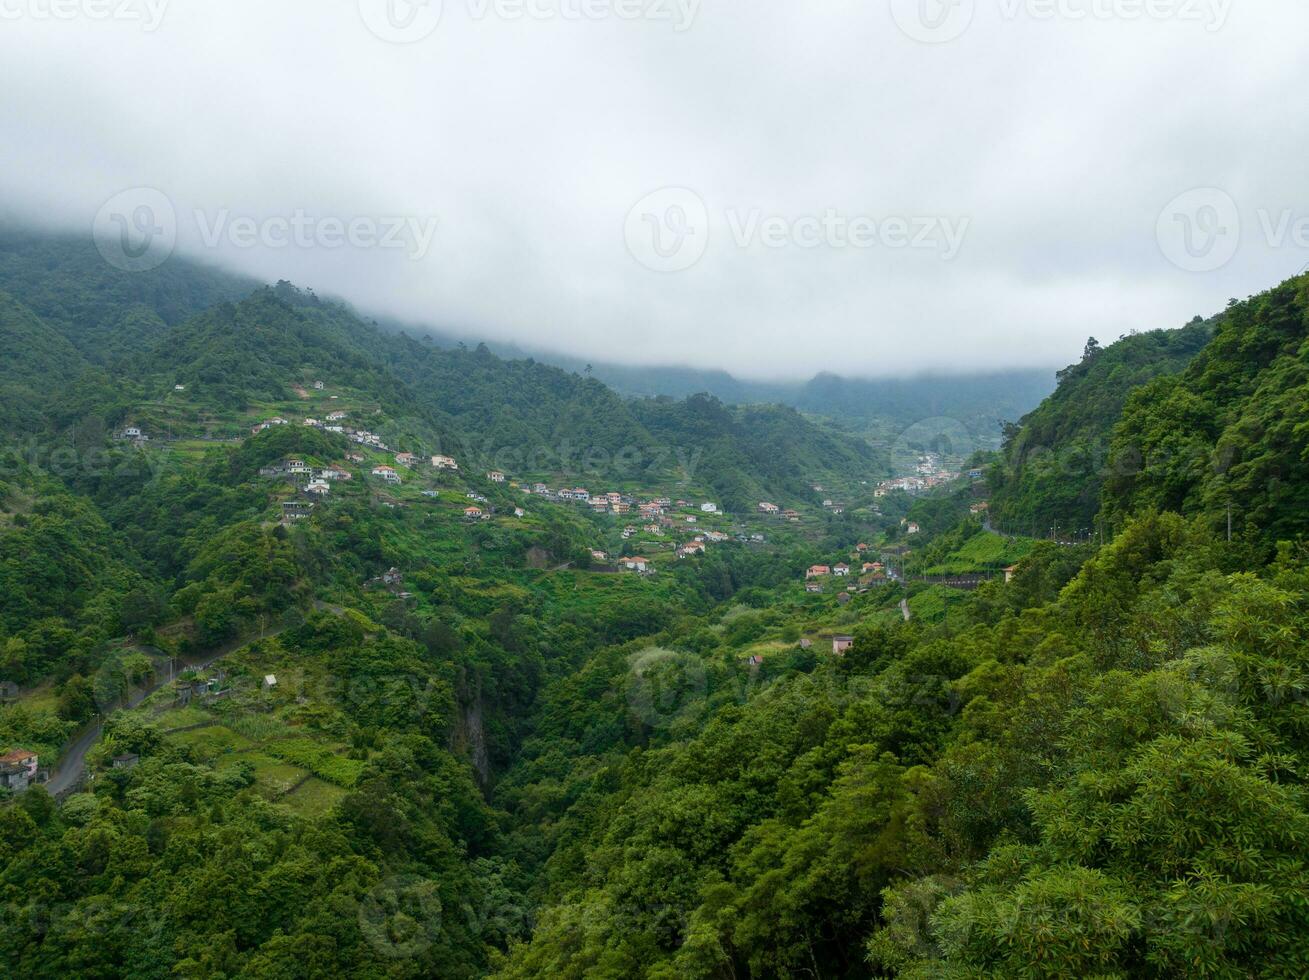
[632,395,885,513]
[489,275,1309,977]
[1104,274,1309,548]
[987,319,1213,534]
[2,236,1308,978]
[0,229,256,365]
[426,334,1055,450]
[496,515,1309,977]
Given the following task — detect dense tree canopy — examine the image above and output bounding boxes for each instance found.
[0,235,1307,977]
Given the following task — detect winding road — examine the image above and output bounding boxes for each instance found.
[46,604,341,796]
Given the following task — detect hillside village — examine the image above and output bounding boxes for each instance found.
[113,379,849,581]
[4,419,976,809]
[5,17,1304,974]
[0,360,1049,821]
[119,383,1001,594]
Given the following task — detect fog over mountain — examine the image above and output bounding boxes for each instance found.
[3,1,1308,377]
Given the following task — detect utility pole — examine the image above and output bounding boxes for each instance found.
[1227,503,1232,543]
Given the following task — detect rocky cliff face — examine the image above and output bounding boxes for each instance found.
[451,676,491,786]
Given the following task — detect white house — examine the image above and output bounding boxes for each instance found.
[0,749,39,792]
[487,471,506,483]
[758,502,779,514]
[701,503,719,514]
[431,455,459,471]
[305,481,331,496]
[251,417,288,436]
[372,465,401,484]
[623,557,651,572]
[123,427,142,439]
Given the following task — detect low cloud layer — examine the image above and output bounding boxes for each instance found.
[2,0,1307,378]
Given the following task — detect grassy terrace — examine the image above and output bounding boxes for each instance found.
[119,634,374,818]
[920,530,1034,575]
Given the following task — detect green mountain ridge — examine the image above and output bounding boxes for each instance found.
[2,231,1309,978]
[0,227,257,365]
[0,231,886,511]
[385,320,1058,446]
[987,317,1215,534]
[1104,273,1309,547]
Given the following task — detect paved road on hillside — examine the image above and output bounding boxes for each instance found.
[46,604,341,797]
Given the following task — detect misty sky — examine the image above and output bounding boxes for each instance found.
[2,0,1307,379]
